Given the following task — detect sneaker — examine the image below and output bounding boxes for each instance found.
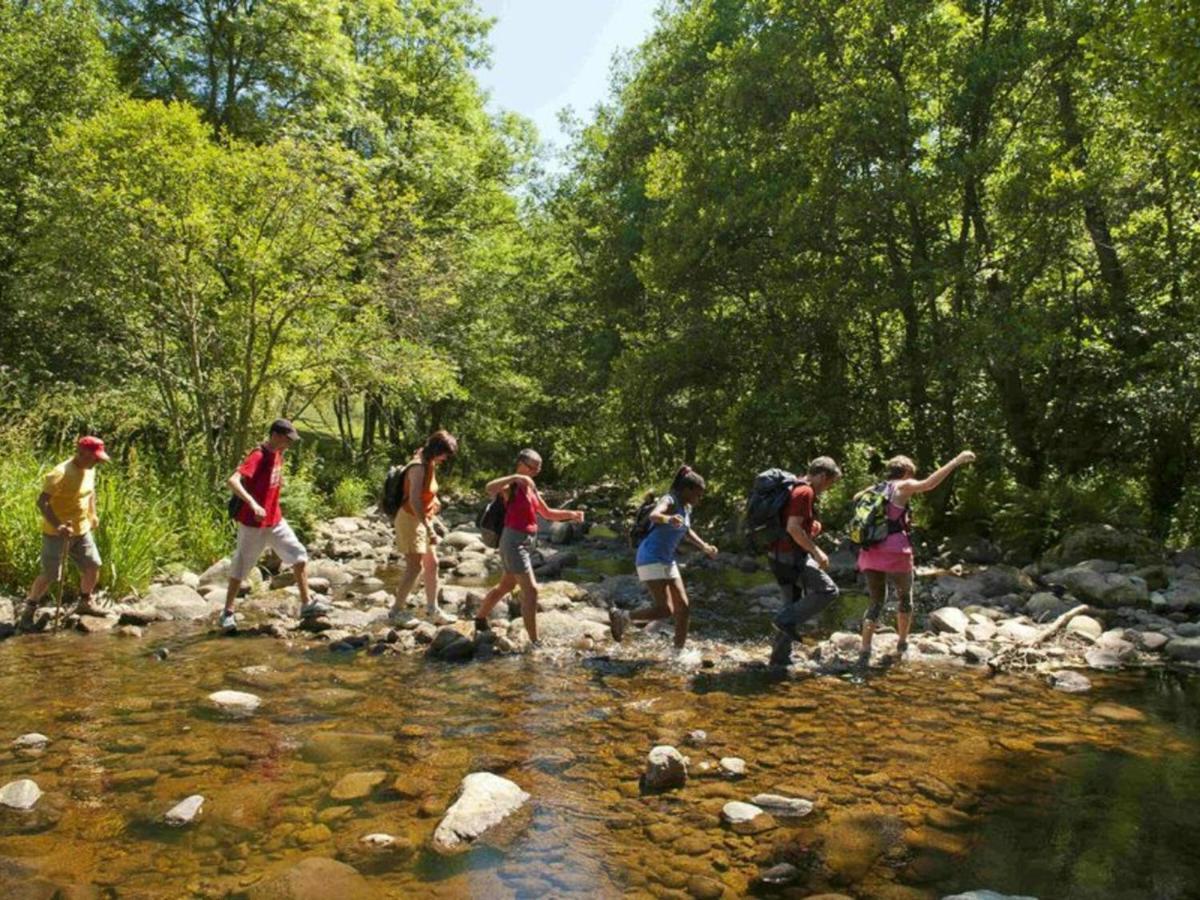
[218,610,238,631]
[74,597,108,617]
[16,601,38,633]
[856,649,872,669]
[299,600,332,619]
[896,639,909,656]
[387,608,409,625]
[473,616,491,635]
[609,608,630,642]
[429,607,457,626]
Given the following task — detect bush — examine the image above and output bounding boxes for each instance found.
[330,476,369,517]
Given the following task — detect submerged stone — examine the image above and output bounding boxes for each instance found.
[206,689,261,715]
[0,779,42,810]
[164,795,204,826]
[643,745,688,792]
[432,772,530,853]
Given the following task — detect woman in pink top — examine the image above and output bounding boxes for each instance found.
[858,450,975,664]
[473,448,584,646]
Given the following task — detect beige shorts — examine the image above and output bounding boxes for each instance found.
[394,509,429,555]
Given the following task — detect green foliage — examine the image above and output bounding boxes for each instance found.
[277,455,328,543]
[330,476,370,518]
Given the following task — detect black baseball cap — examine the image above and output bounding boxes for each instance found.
[270,418,301,440]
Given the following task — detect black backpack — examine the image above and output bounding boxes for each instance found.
[628,493,664,549]
[380,462,417,518]
[744,468,804,551]
[476,492,508,548]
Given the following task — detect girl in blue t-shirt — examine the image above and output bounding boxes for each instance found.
[610,466,718,650]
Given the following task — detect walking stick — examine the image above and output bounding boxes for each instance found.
[51,525,72,632]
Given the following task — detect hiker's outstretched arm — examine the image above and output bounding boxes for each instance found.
[903,451,976,497]
[486,474,532,495]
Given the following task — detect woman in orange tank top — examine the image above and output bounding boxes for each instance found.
[389,430,458,625]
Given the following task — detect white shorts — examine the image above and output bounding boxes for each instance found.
[637,562,680,582]
[229,520,307,581]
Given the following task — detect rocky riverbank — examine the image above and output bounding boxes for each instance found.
[2,503,1198,689]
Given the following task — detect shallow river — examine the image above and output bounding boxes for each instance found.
[1,559,1199,899]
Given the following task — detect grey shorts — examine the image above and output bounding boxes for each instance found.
[499,528,536,575]
[40,532,102,579]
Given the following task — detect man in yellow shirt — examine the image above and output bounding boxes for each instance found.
[18,436,110,630]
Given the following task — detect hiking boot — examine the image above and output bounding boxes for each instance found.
[473,616,491,635]
[74,596,108,617]
[299,599,332,619]
[386,607,409,625]
[609,608,630,642]
[218,610,238,631]
[17,601,47,633]
[856,649,872,670]
[896,639,909,657]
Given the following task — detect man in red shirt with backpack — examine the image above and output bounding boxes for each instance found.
[220,419,327,630]
[768,456,842,667]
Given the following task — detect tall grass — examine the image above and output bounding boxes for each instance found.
[330,476,369,517]
[0,445,232,598]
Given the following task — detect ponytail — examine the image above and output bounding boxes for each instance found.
[670,465,706,495]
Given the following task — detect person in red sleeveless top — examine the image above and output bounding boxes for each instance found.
[472,448,584,646]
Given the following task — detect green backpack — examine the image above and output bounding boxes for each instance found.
[847,482,897,549]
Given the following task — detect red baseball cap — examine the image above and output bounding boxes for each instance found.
[78,436,111,462]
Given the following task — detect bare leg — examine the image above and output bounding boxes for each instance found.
[631,580,673,623]
[515,571,539,643]
[860,570,886,657]
[388,553,423,616]
[78,563,99,596]
[224,577,240,615]
[667,579,691,649]
[476,573,517,620]
[294,560,311,607]
[421,551,439,614]
[25,574,52,604]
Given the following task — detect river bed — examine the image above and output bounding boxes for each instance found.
[1,563,1199,898]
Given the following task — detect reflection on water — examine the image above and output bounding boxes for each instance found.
[1,581,1199,897]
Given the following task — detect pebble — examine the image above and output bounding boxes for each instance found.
[758,862,801,885]
[12,733,49,751]
[718,757,746,778]
[643,745,689,792]
[720,800,775,835]
[1048,670,1092,693]
[0,778,42,810]
[163,795,204,826]
[750,793,814,817]
[1090,702,1147,723]
[360,832,396,847]
[206,690,262,715]
[329,771,387,801]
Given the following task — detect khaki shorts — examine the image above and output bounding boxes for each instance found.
[40,532,102,579]
[394,509,430,555]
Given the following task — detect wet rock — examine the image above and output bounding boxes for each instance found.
[444,531,487,552]
[1048,670,1092,693]
[329,771,386,802]
[721,800,775,835]
[965,620,997,642]
[930,607,969,635]
[1044,565,1149,608]
[295,823,333,845]
[1090,702,1147,723]
[1025,591,1069,618]
[75,613,115,634]
[360,833,396,847]
[942,892,1038,900]
[0,779,42,810]
[12,733,49,751]
[964,645,992,665]
[242,856,379,900]
[114,624,143,638]
[426,627,475,662]
[757,862,801,886]
[146,583,214,620]
[750,794,814,817]
[164,794,204,826]
[685,729,708,747]
[1084,647,1122,670]
[114,604,166,626]
[1065,615,1103,642]
[1136,631,1170,652]
[686,874,725,899]
[1165,636,1200,662]
[718,757,746,778]
[996,620,1040,644]
[110,768,158,789]
[432,772,531,853]
[206,690,262,716]
[643,745,689,792]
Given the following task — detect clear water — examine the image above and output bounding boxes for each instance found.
[1,557,1198,898]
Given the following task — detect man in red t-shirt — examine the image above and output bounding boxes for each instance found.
[220,419,325,630]
[768,456,842,667]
